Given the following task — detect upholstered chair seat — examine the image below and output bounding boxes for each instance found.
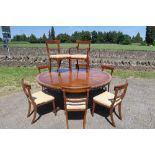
[50,54,71,59]
[93,91,121,108]
[70,54,87,59]
[32,91,55,105]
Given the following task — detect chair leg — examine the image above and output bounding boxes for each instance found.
[27,101,31,117]
[110,108,116,127]
[76,59,79,70]
[31,108,37,124]
[52,100,56,116]
[83,110,87,129]
[69,58,72,70]
[65,111,69,129]
[49,59,52,72]
[57,59,61,71]
[92,102,95,117]
[118,103,122,120]
[107,83,110,92]
[86,58,89,69]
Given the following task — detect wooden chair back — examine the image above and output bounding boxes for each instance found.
[76,40,91,55]
[101,64,115,75]
[62,86,90,108]
[113,81,128,105]
[37,65,50,73]
[21,78,36,107]
[45,40,61,58]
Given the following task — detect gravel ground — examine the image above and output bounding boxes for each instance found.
[0,78,155,129]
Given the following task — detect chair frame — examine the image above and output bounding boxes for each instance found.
[101,64,115,91]
[62,86,90,129]
[21,78,56,124]
[37,65,51,90]
[69,40,91,69]
[37,64,50,73]
[92,81,128,127]
[46,40,71,71]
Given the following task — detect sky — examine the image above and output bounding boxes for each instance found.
[0,26,146,39]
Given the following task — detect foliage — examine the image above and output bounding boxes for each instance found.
[38,33,47,43]
[121,35,132,45]
[29,34,38,43]
[12,34,28,41]
[132,32,143,43]
[56,33,71,43]
[70,31,91,42]
[91,31,98,43]
[0,37,2,42]
[51,26,55,40]
[145,26,155,45]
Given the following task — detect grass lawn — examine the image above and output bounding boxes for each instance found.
[0,67,155,96]
[1,42,155,51]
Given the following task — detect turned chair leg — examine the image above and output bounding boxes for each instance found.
[83,111,87,129]
[76,59,79,70]
[69,59,72,70]
[110,108,116,127]
[107,83,110,92]
[118,103,122,120]
[49,59,52,72]
[57,59,62,71]
[86,59,89,69]
[92,102,95,117]
[27,101,31,117]
[31,108,37,124]
[65,111,69,129]
[52,100,56,116]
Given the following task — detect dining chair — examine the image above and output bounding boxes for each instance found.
[37,65,50,91]
[69,40,91,69]
[21,78,56,124]
[46,40,71,71]
[101,64,115,91]
[37,64,50,73]
[92,81,128,127]
[62,86,90,129]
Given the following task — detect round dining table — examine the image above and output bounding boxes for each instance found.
[36,68,112,90]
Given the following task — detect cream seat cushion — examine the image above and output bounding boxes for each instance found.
[50,54,71,59]
[66,101,86,110]
[32,91,54,105]
[70,54,87,59]
[93,91,121,108]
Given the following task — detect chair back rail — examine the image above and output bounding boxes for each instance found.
[45,40,61,58]
[101,64,115,75]
[62,86,90,108]
[21,78,36,107]
[112,81,128,106]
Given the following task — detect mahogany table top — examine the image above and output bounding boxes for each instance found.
[36,68,112,90]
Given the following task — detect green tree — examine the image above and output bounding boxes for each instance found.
[96,32,106,43]
[51,26,55,40]
[145,26,155,45]
[116,32,124,44]
[56,33,71,43]
[80,31,91,40]
[48,30,51,39]
[132,32,143,43]
[42,33,47,43]
[29,34,38,43]
[121,35,132,45]
[12,34,28,41]
[71,31,81,42]
[0,37,2,42]
[91,31,98,43]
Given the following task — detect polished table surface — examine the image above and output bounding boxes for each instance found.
[36,68,112,90]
